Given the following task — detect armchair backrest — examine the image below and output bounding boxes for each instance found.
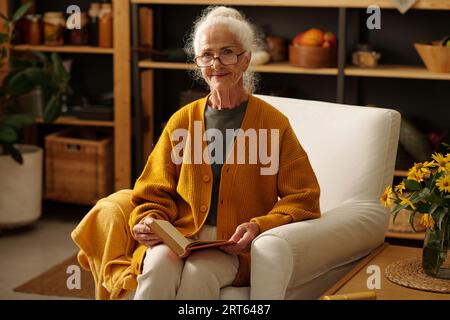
[256,94,401,212]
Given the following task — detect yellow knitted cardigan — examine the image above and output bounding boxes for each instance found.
[129,94,321,287]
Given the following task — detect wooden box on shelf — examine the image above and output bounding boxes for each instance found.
[44,127,113,205]
[414,42,450,73]
[288,44,337,68]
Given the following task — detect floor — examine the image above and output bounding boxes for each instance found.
[0,202,89,299]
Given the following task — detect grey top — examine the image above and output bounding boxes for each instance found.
[203,100,248,226]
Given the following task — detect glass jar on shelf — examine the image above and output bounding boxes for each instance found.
[88,3,101,46]
[25,14,42,45]
[68,12,89,46]
[43,12,65,46]
[98,2,113,48]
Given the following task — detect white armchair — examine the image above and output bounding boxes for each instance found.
[74,95,401,300]
[219,95,401,300]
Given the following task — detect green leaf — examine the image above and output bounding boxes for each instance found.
[1,114,33,130]
[416,202,431,214]
[434,207,447,231]
[24,67,50,86]
[441,142,450,152]
[425,192,443,205]
[409,210,419,232]
[10,54,35,68]
[405,179,421,191]
[3,144,23,164]
[51,53,69,83]
[29,50,48,64]
[6,71,34,96]
[43,95,61,123]
[12,2,32,22]
[0,125,18,144]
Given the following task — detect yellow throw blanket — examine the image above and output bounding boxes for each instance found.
[71,189,146,299]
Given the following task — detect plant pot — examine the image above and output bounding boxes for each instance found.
[422,213,450,279]
[0,145,43,228]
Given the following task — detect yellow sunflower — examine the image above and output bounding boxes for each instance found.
[436,175,450,193]
[420,214,436,229]
[380,186,393,208]
[394,181,406,194]
[399,195,416,210]
[432,153,448,173]
[413,162,433,175]
[407,167,425,183]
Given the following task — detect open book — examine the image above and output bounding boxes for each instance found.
[148,219,234,258]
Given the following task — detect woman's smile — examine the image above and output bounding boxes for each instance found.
[211,72,230,77]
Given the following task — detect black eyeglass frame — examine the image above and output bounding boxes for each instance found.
[194,50,247,68]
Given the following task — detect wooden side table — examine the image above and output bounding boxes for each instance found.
[321,243,450,300]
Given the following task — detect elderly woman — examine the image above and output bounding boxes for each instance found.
[129,6,320,300]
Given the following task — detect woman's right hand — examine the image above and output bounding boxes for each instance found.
[132,217,163,247]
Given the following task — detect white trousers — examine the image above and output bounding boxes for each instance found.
[133,225,239,300]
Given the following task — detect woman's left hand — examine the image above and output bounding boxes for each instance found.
[220,222,260,255]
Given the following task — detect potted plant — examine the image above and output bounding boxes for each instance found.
[0,2,71,228]
[380,143,450,279]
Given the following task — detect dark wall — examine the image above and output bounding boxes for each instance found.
[150,5,450,148]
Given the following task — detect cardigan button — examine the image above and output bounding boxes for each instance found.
[202,175,210,182]
[200,205,208,213]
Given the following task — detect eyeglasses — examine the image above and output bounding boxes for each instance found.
[194,50,246,68]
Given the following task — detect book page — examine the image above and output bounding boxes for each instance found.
[188,239,234,248]
[149,220,191,253]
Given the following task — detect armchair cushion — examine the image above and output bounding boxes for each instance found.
[249,199,388,299]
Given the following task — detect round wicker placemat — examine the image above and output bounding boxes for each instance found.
[385,257,450,294]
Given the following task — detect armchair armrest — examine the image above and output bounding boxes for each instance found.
[250,199,389,299]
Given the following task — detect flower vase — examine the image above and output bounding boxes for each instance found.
[422,214,450,279]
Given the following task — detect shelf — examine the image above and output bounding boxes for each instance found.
[394,170,408,177]
[138,60,338,75]
[139,60,450,79]
[12,45,114,55]
[131,0,450,10]
[385,231,426,240]
[35,116,114,127]
[345,65,450,80]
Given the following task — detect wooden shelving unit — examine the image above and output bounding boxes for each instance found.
[12,45,114,54]
[345,65,450,81]
[138,60,338,75]
[2,1,131,191]
[35,116,114,127]
[131,0,450,10]
[139,60,450,80]
[394,170,409,178]
[131,0,450,164]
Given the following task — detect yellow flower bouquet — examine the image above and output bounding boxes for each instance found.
[380,143,450,278]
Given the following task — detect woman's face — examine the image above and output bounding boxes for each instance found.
[196,24,250,91]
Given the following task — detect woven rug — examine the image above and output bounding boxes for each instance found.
[385,257,450,294]
[14,254,95,299]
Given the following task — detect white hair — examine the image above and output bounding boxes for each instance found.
[184,6,262,93]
